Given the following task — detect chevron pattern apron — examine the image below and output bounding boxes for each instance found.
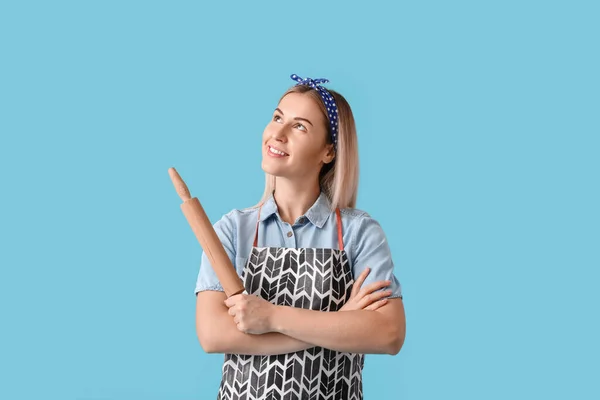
[217,206,364,400]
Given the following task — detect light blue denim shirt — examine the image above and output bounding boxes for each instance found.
[194,191,403,299]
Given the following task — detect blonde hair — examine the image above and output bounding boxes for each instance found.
[253,84,359,211]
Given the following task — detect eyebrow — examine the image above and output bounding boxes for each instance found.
[274,108,314,127]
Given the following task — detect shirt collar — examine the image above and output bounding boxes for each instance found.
[258,191,333,228]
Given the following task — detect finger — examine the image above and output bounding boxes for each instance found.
[351,267,371,297]
[228,306,236,316]
[357,289,392,309]
[365,298,387,311]
[358,279,391,299]
[365,298,388,311]
[224,294,242,307]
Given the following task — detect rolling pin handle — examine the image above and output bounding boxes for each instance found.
[228,288,247,297]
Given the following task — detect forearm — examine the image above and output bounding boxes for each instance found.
[270,306,398,354]
[220,331,315,356]
[203,307,315,356]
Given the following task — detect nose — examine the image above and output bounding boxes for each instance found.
[271,124,288,142]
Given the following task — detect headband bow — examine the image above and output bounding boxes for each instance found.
[290,73,339,151]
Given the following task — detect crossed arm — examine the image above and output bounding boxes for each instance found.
[195,213,406,356]
[196,290,314,356]
[195,270,406,356]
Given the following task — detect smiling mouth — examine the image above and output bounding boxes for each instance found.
[268,145,289,156]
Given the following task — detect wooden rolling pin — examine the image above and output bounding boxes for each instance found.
[168,167,245,298]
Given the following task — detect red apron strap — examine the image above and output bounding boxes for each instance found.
[335,207,344,251]
[253,206,261,247]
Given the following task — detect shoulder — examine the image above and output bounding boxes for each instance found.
[214,205,260,228]
[221,205,260,219]
[339,207,369,219]
[339,207,378,227]
[339,207,388,246]
[209,206,260,246]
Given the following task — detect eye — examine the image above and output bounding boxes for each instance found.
[273,115,282,122]
[295,123,306,131]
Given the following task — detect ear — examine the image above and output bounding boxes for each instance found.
[322,143,336,164]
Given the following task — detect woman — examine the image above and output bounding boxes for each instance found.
[194,74,406,400]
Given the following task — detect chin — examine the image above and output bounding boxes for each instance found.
[261,162,280,176]
[261,159,287,177]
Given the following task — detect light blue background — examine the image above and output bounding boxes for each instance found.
[1,1,598,399]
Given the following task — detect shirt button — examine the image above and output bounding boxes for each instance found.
[287,231,293,237]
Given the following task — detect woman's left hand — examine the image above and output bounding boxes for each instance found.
[224,294,277,334]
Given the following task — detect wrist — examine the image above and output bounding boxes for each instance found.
[269,304,286,333]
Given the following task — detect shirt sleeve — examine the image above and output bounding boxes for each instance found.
[351,213,403,299]
[194,211,237,295]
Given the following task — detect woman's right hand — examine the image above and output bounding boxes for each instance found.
[339,267,392,312]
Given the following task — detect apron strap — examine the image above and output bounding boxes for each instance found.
[253,206,261,247]
[252,204,345,251]
[335,207,344,252]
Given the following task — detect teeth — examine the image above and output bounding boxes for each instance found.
[269,146,287,156]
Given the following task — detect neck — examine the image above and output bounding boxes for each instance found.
[272,177,321,225]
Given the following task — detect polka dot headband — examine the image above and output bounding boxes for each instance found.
[290,73,339,151]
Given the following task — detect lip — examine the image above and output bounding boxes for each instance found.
[267,144,289,157]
